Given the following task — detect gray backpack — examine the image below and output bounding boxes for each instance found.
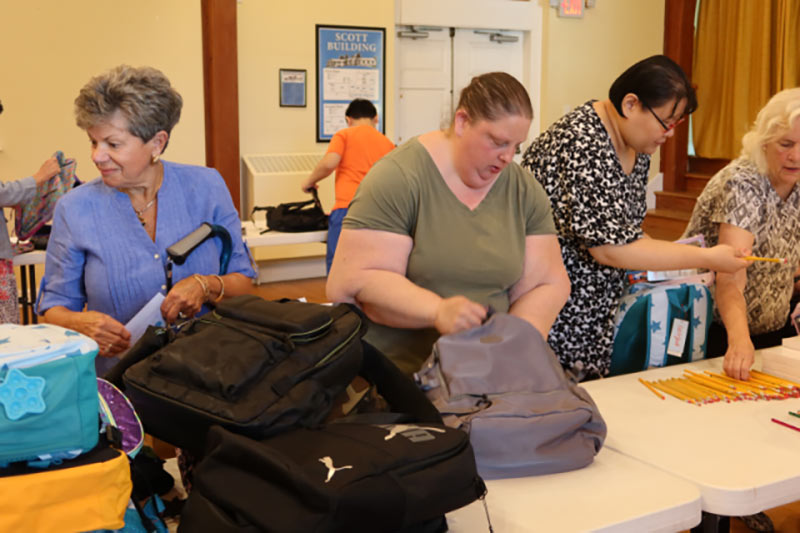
[415,312,607,479]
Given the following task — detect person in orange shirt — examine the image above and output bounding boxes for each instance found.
[302,99,394,272]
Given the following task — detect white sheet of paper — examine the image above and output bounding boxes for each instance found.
[125,293,166,346]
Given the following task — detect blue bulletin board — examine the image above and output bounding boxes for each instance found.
[315,25,385,142]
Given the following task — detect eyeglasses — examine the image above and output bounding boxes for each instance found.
[641,101,686,132]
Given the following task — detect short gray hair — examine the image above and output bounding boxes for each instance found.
[75,65,183,149]
[741,88,800,175]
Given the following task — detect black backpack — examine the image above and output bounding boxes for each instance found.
[120,295,365,453]
[252,188,328,233]
[178,343,486,533]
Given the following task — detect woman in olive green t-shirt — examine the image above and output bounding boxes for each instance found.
[326,72,571,374]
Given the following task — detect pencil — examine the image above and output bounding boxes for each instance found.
[678,378,723,402]
[683,377,733,400]
[743,255,788,264]
[639,378,665,400]
[668,378,707,402]
[771,418,800,433]
[703,370,766,389]
[789,411,800,420]
[652,380,694,404]
[751,370,800,390]
[685,373,737,394]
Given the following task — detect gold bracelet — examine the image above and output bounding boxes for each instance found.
[192,274,210,302]
[211,274,225,303]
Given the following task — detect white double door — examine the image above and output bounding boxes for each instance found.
[396,26,524,145]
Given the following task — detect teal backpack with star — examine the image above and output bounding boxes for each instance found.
[610,280,714,377]
[0,324,99,466]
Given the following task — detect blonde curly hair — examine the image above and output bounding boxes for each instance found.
[741,88,800,175]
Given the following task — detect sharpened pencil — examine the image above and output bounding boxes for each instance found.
[683,376,735,400]
[789,411,800,420]
[652,380,695,404]
[639,378,665,400]
[751,370,800,390]
[743,255,788,264]
[772,418,800,433]
[703,370,768,390]
[667,378,707,402]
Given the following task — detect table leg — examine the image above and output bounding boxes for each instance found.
[690,511,729,533]
[29,265,37,324]
[19,264,29,325]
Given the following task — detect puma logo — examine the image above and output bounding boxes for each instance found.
[380,424,446,441]
[318,456,353,483]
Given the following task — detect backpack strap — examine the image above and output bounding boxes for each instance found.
[359,341,443,424]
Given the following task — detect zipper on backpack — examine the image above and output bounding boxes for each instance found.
[311,321,361,368]
[206,312,333,344]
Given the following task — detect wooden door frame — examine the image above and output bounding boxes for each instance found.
[201,0,241,212]
[661,0,697,191]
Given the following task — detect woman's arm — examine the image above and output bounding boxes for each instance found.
[508,234,571,339]
[589,238,749,273]
[38,201,133,357]
[326,228,486,334]
[714,223,756,380]
[43,306,130,357]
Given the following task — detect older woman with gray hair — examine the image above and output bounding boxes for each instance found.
[39,65,255,365]
[683,87,800,381]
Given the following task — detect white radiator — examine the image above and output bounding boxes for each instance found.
[242,153,332,218]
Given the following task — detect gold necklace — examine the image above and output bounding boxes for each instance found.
[132,165,163,226]
[134,197,157,226]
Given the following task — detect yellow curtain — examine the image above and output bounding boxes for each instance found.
[693,0,800,159]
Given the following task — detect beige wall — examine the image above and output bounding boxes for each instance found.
[236,0,665,171]
[0,0,667,199]
[237,0,396,156]
[539,0,666,175]
[0,1,205,192]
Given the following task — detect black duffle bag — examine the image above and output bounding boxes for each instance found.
[178,343,487,533]
[121,295,365,453]
[252,188,328,233]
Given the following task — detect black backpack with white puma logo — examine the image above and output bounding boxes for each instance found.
[178,344,486,533]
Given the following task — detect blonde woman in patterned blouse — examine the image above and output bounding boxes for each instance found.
[683,88,800,381]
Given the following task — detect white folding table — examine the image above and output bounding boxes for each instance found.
[582,355,800,529]
[447,447,701,533]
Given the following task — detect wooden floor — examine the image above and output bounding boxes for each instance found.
[255,277,800,532]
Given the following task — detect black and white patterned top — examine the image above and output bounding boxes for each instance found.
[522,101,650,377]
[683,158,800,335]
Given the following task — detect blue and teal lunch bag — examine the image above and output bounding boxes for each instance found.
[610,281,713,377]
[0,324,99,466]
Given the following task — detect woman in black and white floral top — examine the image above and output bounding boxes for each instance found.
[683,88,800,381]
[523,55,749,380]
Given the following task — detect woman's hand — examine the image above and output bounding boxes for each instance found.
[72,311,131,358]
[32,156,60,186]
[705,244,751,273]
[723,337,755,381]
[161,275,207,323]
[434,296,486,335]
